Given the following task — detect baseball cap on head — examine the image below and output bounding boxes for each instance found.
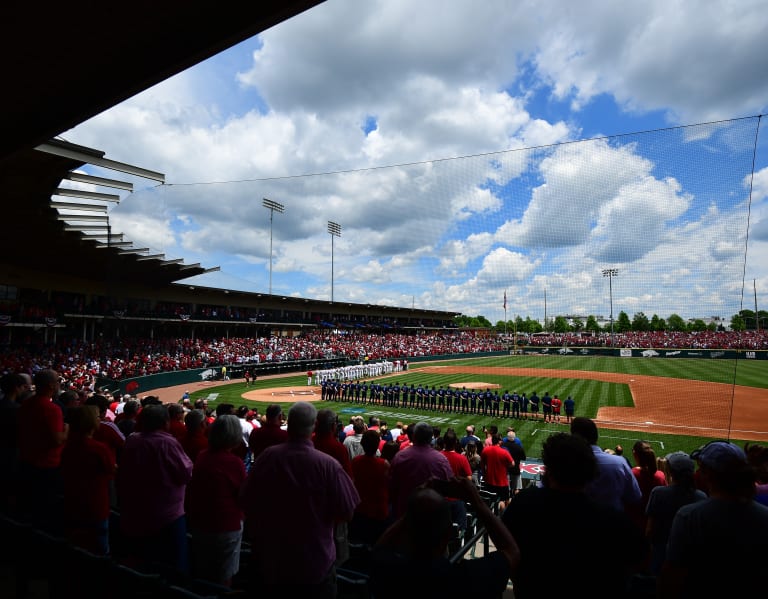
[690,441,746,472]
[665,451,695,475]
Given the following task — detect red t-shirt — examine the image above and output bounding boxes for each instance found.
[181,429,209,463]
[313,433,353,478]
[17,394,66,468]
[351,454,390,519]
[185,449,246,533]
[249,423,289,460]
[481,444,514,487]
[169,419,187,442]
[61,435,115,520]
[441,449,472,478]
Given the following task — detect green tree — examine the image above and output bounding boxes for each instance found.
[632,311,650,331]
[667,313,687,332]
[616,311,632,333]
[454,315,472,327]
[454,315,491,328]
[553,315,570,333]
[737,309,768,330]
[571,317,584,332]
[690,318,707,331]
[585,315,601,333]
[475,315,492,328]
[730,313,746,331]
[524,316,543,334]
[650,314,666,331]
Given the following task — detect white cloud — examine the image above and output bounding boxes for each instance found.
[62,0,766,320]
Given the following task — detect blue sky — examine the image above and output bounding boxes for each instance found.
[59,0,768,324]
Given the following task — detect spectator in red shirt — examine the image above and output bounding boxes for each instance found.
[350,429,391,545]
[481,433,514,511]
[248,404,288,461]
[61,405,116,554]
[168,402,188,442]
[84,394,125,466]
[185,414,246,587]
[17,368,68,529]
[181,409,209,463]
[313,409,353,478]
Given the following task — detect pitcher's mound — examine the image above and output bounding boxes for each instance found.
[242,387,321,402]
[449,382,500,389]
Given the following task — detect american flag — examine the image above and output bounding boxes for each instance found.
[503,290,507,311]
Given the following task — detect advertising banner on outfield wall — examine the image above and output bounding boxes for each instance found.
[519,347,767,360]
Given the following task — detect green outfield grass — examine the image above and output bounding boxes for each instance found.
[190,355,768,460]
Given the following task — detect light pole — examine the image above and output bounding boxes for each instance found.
[602,268,619,346]
[262,198,284,295]
[328,220,341,303]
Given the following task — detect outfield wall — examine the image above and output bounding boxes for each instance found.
[518,346,768,360]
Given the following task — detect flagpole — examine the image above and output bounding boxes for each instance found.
[504,289,508,338]
[514,315,518,355]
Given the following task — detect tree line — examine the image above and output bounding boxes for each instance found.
[454,309,768,334]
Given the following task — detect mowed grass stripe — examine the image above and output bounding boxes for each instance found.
[188,355,765,460]
[423,355,767,387]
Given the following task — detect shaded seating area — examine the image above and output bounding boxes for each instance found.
[0,511,247,599]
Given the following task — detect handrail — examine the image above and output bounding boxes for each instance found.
[448,525,488,564]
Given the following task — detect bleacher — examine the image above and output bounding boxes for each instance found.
[0,510,249,599]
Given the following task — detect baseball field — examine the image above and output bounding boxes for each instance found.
[152,354,768,459]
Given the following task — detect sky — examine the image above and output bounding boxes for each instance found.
[59,0,768,325]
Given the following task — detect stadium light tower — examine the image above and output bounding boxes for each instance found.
[602,268,619,346]
[328,220,341,303]
[262,198,284,295]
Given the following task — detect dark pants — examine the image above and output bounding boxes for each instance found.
[16,462,63,533]
[121,515,189,576]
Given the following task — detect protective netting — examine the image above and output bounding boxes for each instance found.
[139,116,764,328]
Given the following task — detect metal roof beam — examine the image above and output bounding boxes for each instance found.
[36,142,165,183]
[54,188,121,203]
[64,172,133,192]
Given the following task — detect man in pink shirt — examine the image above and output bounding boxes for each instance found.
[117,404,193,575]
[241,401,359,599]
[389,422,453,518]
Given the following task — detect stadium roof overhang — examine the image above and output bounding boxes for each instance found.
[0,1,325,288]
[1,2,324,164]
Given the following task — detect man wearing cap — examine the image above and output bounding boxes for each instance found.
[658,441,768,598]
[645,451,706,575]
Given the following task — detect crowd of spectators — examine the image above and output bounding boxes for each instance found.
[2,365,768,598]
[0,330,506,384]
[3,329,767,390]
[525,329,768,349]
